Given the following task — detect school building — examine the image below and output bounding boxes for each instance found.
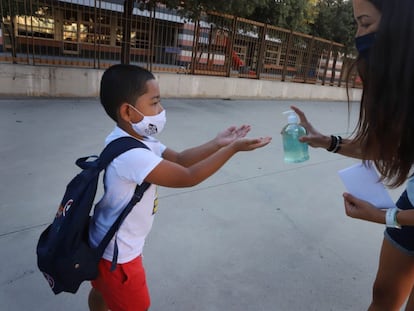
[0,0,362,99]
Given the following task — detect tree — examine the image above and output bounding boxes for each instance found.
[310,0,356,53]
[244,0,356,53]
[119,0,267,64]
[159,0,268,20]
[246,0,313,33]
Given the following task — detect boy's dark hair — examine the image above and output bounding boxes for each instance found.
[100,64,155,122]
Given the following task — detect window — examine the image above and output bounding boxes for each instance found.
[265,44,281,65]
[63,10,78,42]
[17,7,54,39]
[116,18,149,49]
[62,10,78,53]
[80,12,112,45]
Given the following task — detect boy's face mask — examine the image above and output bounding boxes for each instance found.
[129,105,166,136]
[355,32,377,59]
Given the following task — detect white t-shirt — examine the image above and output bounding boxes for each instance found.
[89,126,166,263]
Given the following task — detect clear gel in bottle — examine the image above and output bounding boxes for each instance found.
[281,110,309,163]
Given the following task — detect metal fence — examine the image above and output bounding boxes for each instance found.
[0,0,361,88]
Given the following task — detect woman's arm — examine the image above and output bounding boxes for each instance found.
[344,192,414,226]
[291,106,364,159]
[396,209,414,226]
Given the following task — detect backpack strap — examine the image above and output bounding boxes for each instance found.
[105,181,151,271]
[98,136,149,169]
[94,137,152,270]
[76,137,149,170]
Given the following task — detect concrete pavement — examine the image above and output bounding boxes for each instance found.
[0,97,405,311]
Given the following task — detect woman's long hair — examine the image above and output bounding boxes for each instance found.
[352,0,414,187]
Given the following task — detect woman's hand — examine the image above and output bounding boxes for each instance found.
[290,106,330,149]
[215,125,251,147]
[343,192,385,224]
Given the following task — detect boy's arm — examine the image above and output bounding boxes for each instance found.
[146,136,271,188]
[162,140,220,167]
[163,125,251,167]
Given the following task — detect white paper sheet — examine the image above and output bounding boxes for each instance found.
[338,162,396,209]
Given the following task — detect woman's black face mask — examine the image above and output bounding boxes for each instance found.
[355,32,377,59]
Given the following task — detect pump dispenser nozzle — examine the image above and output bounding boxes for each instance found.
[283,110,299,124]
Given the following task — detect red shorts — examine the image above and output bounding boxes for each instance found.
[91,255,150,311]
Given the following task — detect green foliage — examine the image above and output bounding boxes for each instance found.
[310,0,356,52]
[142,0,267,20]
[245,0,313,33]
[244,0,356,53]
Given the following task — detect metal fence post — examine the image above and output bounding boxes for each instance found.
[225,16,237,77]
[256,23,267,79]
[321,41,333,86]
[303,36,315,84]
[190,19,200,75]
[282,29,293,82]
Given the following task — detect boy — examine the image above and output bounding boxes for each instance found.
[88,64,271,311]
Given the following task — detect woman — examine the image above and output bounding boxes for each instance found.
[292,0,414,310]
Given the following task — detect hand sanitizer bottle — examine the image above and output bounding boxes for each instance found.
[281,110,309,163]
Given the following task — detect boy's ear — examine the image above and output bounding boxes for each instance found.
[118,103,132,122]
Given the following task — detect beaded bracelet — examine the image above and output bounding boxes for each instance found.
[326,135,342,153]
[326,135,337,152]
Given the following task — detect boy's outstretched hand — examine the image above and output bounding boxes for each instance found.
[232,136,272,152]
[215,125,251,147]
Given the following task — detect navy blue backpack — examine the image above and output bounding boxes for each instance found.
[36,137,150,294]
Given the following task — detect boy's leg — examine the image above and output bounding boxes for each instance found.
[88,288,109,311]
[92,255,150,311]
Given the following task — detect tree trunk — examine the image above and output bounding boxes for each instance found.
[121,0,134,64]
